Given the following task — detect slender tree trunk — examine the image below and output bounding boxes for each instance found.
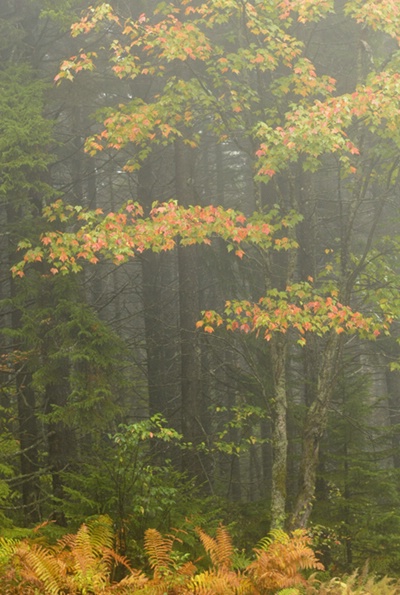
[139,160,179,419]
[270,335,288,529]
[175,139,209,485]
[43,354,73,526]
[15,366,41,523]
[139,160,163,415]
[8,212,41,524]
[289,332,342,529]
[385,363,400,469]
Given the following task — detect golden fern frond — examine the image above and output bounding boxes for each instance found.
[59,515,113,555]
[196,524,234,570]
[248,529,323,594]
[196,528,218,566]
[216,525,234,569]
[133,573,189,595]
[102,546,134,571]
[17,542,64,595]
[281,531,324,572]
[188,568,257,595]
[144,528,174,577]
[178,560,197,577]
[302,572,400,594]
[69,525,97,566]
[59,516,116,581]
[106,568,149,593]
[188,569,229,595]
[86,515,115,553]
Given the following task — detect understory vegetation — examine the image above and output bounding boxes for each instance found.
[3,516,400,594]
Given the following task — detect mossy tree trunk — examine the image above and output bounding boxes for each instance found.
[289,332,342,529]
[270,335,288,529]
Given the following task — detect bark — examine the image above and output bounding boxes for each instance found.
[175,139,209,484]
[8,212,41,524]
[15,367,41,523]
[139,160,179,419]
[385,364,400,469]
[142,253,178,417]
[289,332,342,529]
[39,280,76,526]
[43,343,74,526]
[270,335,288,529]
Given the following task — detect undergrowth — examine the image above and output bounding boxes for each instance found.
[0,516,399,594]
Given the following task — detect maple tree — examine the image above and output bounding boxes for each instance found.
[12,0,400,533]
[14,197,393,530]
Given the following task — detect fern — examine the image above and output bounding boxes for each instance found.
[0,538,64,595]
[144,528,175,577]
[140,528,199,594]
[188,568,257,594]
[0,515,148,594]
[255,529,290,551]
[247,529,324,594]
[56,515,119,592]
[0,536,19,568]
[23,543,64,594]
[185,526,258,595]
[5,519,399,595]
[303,571,400,594]
[196,524,234,570]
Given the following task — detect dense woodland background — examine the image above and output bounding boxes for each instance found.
[2,0,400,577]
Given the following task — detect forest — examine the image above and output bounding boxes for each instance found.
[2,0,400,592]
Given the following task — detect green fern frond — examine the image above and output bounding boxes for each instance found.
[255,529,290,552]
[0,537,19,567]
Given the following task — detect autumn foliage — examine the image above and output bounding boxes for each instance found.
[0,517,324,594]
[13,199,390,347]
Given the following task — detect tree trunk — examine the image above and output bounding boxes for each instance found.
[270,335,288,529]
[175,139,209,485]
[43,356,74,526]
[8,213,41,524]
[139,160,179,420]
[385,363,400,469]
[289,332,342,529]
[15,367,41,524]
